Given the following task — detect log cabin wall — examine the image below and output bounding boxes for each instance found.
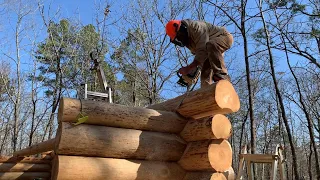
[53,80,239,180]
[0,80,239,180]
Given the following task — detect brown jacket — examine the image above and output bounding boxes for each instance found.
[182,19,228,65]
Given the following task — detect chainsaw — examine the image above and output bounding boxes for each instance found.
[175,45,201,89]
[177,66,201,89]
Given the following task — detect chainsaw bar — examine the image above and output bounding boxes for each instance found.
[177,66,201,88]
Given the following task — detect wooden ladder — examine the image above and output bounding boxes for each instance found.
[236,144,285,180]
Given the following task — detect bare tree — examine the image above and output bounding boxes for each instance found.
[257,0,301,178]
[0,0,35,152]
[206,0,258,163]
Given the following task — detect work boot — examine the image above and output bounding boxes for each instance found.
[213,73,231,82]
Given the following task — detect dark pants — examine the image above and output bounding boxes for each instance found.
[201,32,233,88]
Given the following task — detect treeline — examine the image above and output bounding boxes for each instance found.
[0,0,319,179]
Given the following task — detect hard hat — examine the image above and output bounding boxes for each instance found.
[165,20,181,40]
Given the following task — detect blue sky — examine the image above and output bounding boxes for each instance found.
[0,0,317,141]
[1,0,316,99]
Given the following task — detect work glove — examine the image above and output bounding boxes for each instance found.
[179,65,196,75]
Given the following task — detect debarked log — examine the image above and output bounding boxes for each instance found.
[55,122,187,161]
[13,139,55,157]
[0,163,51,172]
[183,167,235,180]
[148,80,240,119]
[51,155,186,180]
[180,114,232,141]
[0,172,50,180]
[178,140,232,172]
[58,98,188,133]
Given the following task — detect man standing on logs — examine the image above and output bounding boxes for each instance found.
[165,19,233,88]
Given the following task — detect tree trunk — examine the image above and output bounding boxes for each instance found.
[308,144,313,180]
[12,10,25,153]
[55,122,186,161]
[241,0,256,157]
[0,122,10,154]
[52,155,186,180]
[29,89,36,146]
[260,3,300,179]
[283,31,320,178]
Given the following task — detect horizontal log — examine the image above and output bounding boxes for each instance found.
[13,139,55,157]
[148,80,240,119]
[58,98,187,133]
[0,163,51,172]
[52,155,186,180]
[0,172,50,180]
[55,122,186,161]
[183,167,235,180]
[178,140,232,172]
[0,156,52,164]
[180,115,232,141]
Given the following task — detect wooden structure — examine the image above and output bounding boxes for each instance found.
[1,80,240,180]
[81,83,112,102]
[236,145,285,180]
[80,52,113,103]
[0,153,53,180]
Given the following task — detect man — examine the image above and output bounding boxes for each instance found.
[165,19,233,87]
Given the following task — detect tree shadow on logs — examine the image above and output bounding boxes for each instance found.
[132,114,188,180]
[0,156,51,180]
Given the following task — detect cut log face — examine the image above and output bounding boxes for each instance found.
[0,172,50,180]
[208,140,232,172]
[0,163,51,172]
[56,122,187,161]
[178,140,232,172]
[58,98,187,133]
[51,155,186,180]
[210,173,228,180]
[180,114,232,141]
[148,80,240,119]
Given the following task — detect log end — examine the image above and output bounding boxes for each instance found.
[212,115,232,139]
[208,140,232,172]
[51,155,59,180]
[215,80,240,114]
[211,173,227,180]
[58,98,81,123]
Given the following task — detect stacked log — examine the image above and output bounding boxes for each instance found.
[0,155,52,180]
[50,80,239,180]
[53,97,190,180]
[0,79,237,179]
[148,80,240,119]
[148,80,240,180]
[13,139,55,157]
[52,155,186,180]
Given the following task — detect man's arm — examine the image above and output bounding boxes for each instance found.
[179,20,208,75]
[189,20,209,67]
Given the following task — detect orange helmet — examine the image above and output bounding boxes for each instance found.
[165,20,181,40]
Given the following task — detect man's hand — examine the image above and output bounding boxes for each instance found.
[178,61,200,75]
[178,66,191,75]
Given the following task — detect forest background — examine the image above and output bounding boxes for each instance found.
[0,0,319,179]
